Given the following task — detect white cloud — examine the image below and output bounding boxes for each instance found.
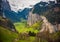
[41,0,54,2]
[7,0,41,12]
[7,0,55,12]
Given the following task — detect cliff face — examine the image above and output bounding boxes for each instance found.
[2,0,11,11]
[27,11,57,33]
[27,12,60,33]
[27,10,42,26]
[40,16,56,33]
[0,0,11,17]
[27,1,60,33]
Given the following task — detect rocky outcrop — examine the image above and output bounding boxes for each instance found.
[2,0,11,11]
[0,0,11,17]
[27,7,60,33]
[27,7,42,26]
[27,13,58,33]
[27,1,60,33]
[27,11,42,26]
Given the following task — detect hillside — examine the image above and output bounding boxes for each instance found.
[0,16,17,32]
[27,1,60,33]
[0,26,18,42]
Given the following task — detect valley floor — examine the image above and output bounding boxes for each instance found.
[0,22,60,42]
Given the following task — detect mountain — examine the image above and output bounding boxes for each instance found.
[27,1,56,26]
[2,0,11,11]
[17,8,32,20]
[1,0,56,22]
[32,1,56,14]
[27,1,60,33]
[2,0,20,22]
[4,8,31,22]
[1,0,31,22]
[0,16,17,32]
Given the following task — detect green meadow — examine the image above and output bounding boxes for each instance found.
[0,26,18,42]
[0,20,40,42]
[1,20,60,42]
[14,22,39,33]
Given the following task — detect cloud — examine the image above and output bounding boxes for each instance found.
[8,0,55,12]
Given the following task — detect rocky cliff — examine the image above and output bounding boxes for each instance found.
[40,16,56,33]
[27,11,58,33]
[2,0,11,11]
[27,8,42,26]
[27,1,60,33]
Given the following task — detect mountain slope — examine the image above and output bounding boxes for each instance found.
[27,1,60,33]
[0,16,17,32]
[0,26,18,42]
[2,0,31,22]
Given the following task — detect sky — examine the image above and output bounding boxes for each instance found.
[7,0,55,12]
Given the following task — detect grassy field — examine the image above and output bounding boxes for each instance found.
[0,22,38,42]
[1,22,60,42]
[14,22,39,33]
[0,26,36,42]
[18,36,35,42]
[0,26,18,42]
[14,22,39,42]
[0,20,44,42]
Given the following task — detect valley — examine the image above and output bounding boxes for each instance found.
[0,0,60,42]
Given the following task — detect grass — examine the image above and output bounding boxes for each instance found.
[18,36,35,42]
[0,20,43,42]
[1,21,60,42]
[0,26,18,42]
[0,21,39,42]
[14,22,38,42]
[14,22,39,33]
[0,26,36,42]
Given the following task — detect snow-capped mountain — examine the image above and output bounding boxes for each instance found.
[2,0,57,22]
